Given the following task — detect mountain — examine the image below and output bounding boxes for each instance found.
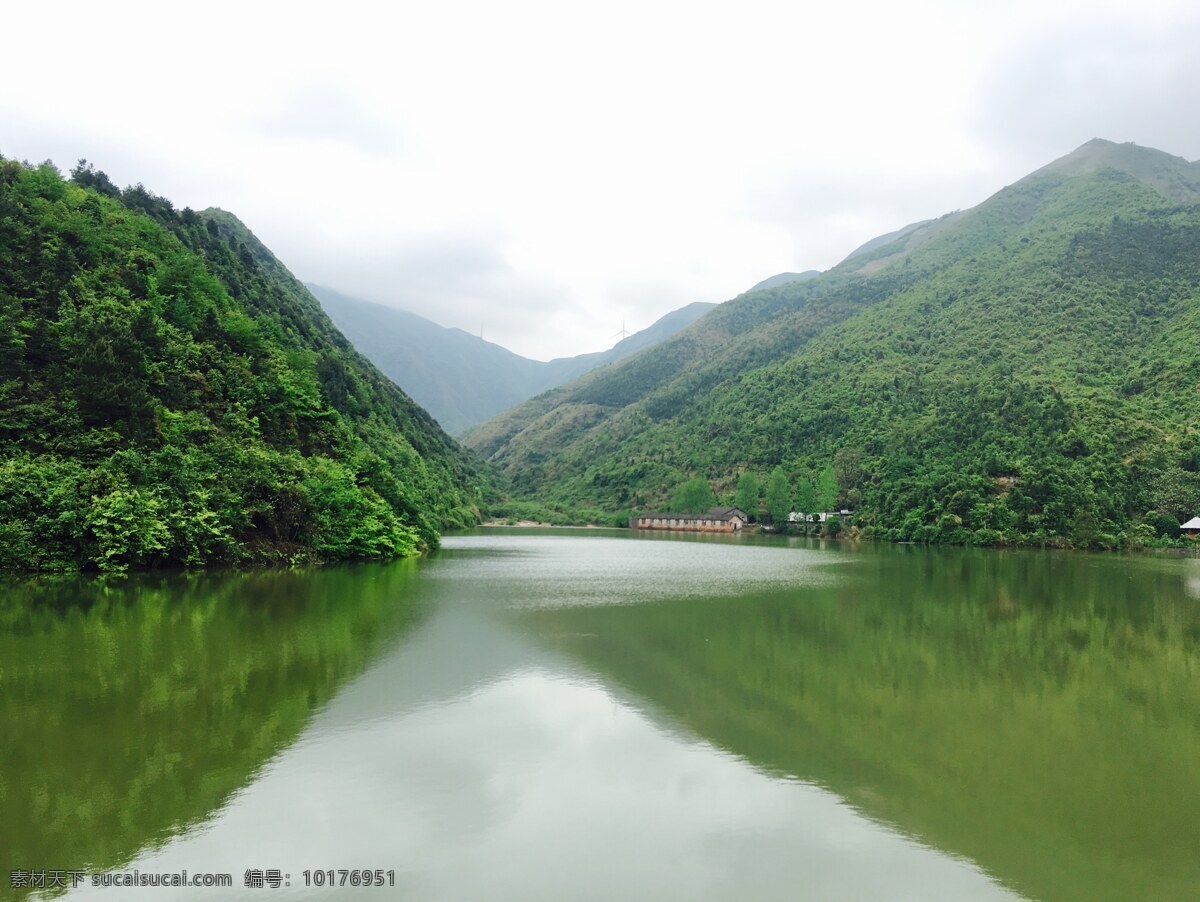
[310,284,716,434]
[843,221,933,261]
[308,284,548,436]
[0,159,484,571]
[466,139,1200,547]
[747,270,821,292]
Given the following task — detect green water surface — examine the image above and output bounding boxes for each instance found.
[2,530,1198,900]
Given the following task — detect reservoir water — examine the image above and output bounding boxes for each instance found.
[3,528,1199,900]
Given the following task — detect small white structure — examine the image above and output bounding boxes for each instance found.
[789,510,852,523]
[1181,516,1200,537]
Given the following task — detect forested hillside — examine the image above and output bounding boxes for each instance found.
[0,159,484,571]
[467,140,1200,547]
[312,284,715,434]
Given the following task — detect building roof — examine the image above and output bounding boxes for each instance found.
[1181,516,1200,530]
[708,507,748,520]
[636,507,747,521]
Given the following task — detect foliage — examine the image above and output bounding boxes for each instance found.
[734,472,761,519]
[0,159,485,570]
[483,499,624,527]
[1069,509,1096,548]
[815,465,839,512]
[670,476,716,513]
[794,475,817,517]
[833,446,864,494]
[764,466,791,525]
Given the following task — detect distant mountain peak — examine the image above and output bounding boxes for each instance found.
[835,139,1200,275]
[1038,138,1200,203]
[747,271,822,293]
[842,221,935,264]
[309,284,716,434]
[1057,137,1175,166]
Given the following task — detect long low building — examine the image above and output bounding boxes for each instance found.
[631,507,748,532]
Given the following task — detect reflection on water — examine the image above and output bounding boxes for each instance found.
[435,529,846,609]
[4,530,1199,901]
[53,605,1017,902]
[513,534,1200,902]
[0,563,424,895]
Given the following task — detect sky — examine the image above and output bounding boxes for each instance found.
[4,0,1200,360]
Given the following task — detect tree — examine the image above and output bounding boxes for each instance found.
[833,447,864,494]
[671,476,716,513]
[794,476,817,522]
[765,467,791,526]
[1145,511,1181,539]
[735,472,761,519]
[69,159,120,197]
[816,465,839,512]
[1070,508,1098,548]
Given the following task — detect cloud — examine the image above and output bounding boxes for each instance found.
[742,168,1002,270]
[252,83,403,157]
[968,9,1200,167]
[288,227,572,358]
[5,0,1200,361]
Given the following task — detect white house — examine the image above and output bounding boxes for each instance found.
[789,510,851,523]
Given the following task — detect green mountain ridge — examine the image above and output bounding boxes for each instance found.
[310,283,716,434]
[747,270,822,292]
[466,139,1200,546]
[843,219,934,262]
[0,159,485,571]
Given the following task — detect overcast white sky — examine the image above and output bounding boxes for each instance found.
[4,0,1200,359]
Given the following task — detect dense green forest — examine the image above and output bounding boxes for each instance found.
[0,159,485,571]
[466,140,1200,547]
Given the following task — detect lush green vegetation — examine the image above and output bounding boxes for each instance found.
[764,466,791,525]
[483,498,632,527]
[669,476,717,513]
[468,140,1200,548]
[0,159,485,570]
[733,471,760,518]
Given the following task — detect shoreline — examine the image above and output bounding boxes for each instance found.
[478,520,610,529]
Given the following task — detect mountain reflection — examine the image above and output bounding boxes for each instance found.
[0,563,424,889]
